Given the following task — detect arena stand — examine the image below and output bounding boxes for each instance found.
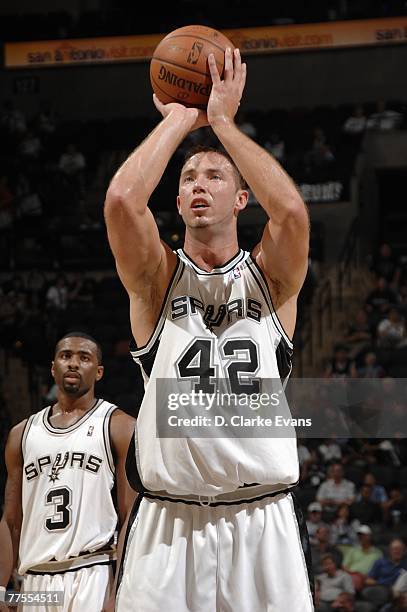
[1,5,407,606]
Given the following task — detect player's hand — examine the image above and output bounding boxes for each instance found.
[153,94,208,131]
[207,47,246,128]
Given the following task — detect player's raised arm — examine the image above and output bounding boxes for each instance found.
[0,421,26,590]
[207,48,309,304]
[104,102,207,296]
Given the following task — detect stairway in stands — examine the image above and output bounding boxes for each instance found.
[0,349,35,426]
[376,167,407,259]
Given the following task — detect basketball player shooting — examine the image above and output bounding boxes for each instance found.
[105,48,313,610]
[0,333,136,612]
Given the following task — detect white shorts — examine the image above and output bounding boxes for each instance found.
[18,564,113,612]
[116,487,314,612]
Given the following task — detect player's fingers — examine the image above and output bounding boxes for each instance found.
[239,63,247,96]
[153,93,164,112]
[208,53,221,85]
[233,48,242,79]
[223,47,233,82]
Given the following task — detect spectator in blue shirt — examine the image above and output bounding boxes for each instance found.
[366,539,407,587]
[362,473,388,505]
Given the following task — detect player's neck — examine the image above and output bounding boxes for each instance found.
[53,391,97,416]
[183,233,240,272]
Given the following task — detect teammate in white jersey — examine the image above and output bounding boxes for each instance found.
[0,332,136,612]
[105,48,313,610]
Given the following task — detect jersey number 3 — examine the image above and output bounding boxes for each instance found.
[45,487,72,531]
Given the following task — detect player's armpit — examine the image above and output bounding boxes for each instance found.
[115,237,177,299]
[257,205,309,300]
[105,193,176,294]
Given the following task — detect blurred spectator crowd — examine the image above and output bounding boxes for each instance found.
[1,94,407,611]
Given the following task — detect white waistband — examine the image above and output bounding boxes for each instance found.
[26,549,116,574]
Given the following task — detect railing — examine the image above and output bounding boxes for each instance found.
[295,217,360,376]
[336,217,360,311]
[295,277,333,377]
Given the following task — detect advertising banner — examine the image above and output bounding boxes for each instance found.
[4,17,407,69]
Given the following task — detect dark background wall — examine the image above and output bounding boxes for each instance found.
[2,43,407,119]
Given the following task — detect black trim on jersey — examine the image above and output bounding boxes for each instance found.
[116,492,144,595]
[21,414,35,460]
[130,257,184,359]
[143,486,291,508]
[275,337,293,383]
[291,492,315,605]
[246,256,293,348]
[104,406,117,476]
[130,334,160,379]
[43,398,102,434]
[125,434,145,493]
[26,560,114,575]
[177,248,246,275]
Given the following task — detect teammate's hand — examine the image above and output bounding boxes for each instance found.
[101,594,115,612]
[153,94,209,131]
[207,48,246,128]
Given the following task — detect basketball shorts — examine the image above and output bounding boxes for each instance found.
[116,486,314,611]
[18,564,113,612]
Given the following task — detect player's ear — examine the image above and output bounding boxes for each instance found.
[51,361,55,378]
[96,365,104,381]
[234,189,249,214]
[176,195,181,215]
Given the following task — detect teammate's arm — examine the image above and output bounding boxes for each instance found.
[110,410,137,527]
[0,421,26,589]
[102,509,132,612]
[208,49,309,302]
[105,410,137,610]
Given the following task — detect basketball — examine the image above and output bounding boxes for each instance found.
[150,25,234,108]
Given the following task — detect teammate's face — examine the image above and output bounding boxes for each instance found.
[51,337,104,397]
[177,152,247,229]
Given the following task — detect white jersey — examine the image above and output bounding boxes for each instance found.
[19,399,118,574]
[130,250,299,496]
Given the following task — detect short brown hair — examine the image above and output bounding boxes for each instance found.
[181,145,247,190]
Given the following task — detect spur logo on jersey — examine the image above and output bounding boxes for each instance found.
[48,451,69,482]
[24,451,103,482]
[171,296,262,329]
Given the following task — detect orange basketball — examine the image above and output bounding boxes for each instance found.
[150,25,234,109]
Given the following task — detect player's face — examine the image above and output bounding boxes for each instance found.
[51,337,103,397]
[177,152,247,229]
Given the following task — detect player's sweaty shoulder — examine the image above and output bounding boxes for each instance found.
[128,245,178,346]
[118,240,177,298]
